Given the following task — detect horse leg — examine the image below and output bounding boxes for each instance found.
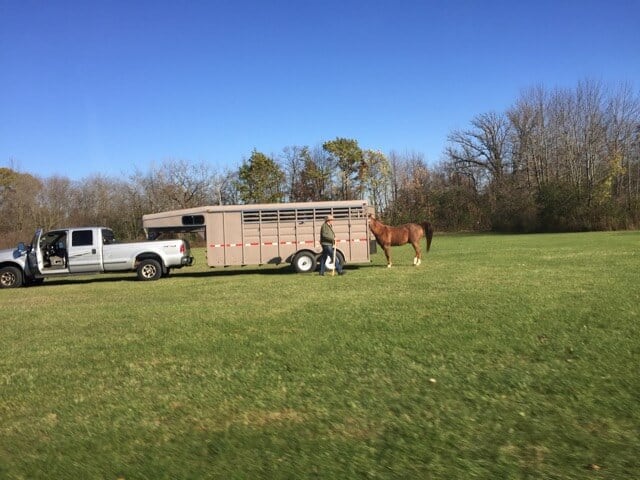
[383,245,392,267]
[412,242,421,266]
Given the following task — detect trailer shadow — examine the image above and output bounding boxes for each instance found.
[173,264,364,279]
[30,264,369,287]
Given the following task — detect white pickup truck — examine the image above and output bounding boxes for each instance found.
[0,226,194,288]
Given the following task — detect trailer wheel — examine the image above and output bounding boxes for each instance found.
[137,259,162,281]
[324,251,345,271]
[292,251,317,273]
[0,266,23,288]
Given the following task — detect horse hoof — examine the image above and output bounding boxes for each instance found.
[387,264,392,268]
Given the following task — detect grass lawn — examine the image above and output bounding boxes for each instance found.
[1,231,639,479]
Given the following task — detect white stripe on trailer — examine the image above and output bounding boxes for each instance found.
[209,238,368,249]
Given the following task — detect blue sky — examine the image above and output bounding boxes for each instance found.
[2,0,639,180]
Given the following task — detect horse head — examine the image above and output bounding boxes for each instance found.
[367,213,383,235]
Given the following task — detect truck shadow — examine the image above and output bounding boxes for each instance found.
[34,265,366,286]
[33,264,373,287]
[34,275,139,287]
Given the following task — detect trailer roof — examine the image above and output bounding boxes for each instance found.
[142,200,368,221]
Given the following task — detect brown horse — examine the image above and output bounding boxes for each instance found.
[368,214,433,267]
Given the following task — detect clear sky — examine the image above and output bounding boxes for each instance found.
[2,0,639,180]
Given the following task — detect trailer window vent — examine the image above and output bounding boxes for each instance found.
[242,211,260,223]
[278,209,297,222]
[314,207,357,220]
[241,205,365,224]
[182,215,205,225]
[295,209,316,221]
[243,209,315,224]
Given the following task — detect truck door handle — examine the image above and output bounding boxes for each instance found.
[92,249,96,254]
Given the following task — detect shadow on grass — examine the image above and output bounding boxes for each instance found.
[33,264,375,287]
[170,264,370,279]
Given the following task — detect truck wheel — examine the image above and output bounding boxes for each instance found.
[292,251,317,273]
[0,266,23,288]
[137,259,162,281]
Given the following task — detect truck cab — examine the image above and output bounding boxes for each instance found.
[27,227,115,276]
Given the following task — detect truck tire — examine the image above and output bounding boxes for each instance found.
[292,251,317,273]
[0,266,23,288]
[137,259,162,281]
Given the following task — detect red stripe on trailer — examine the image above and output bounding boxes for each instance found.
[209,238,369,248]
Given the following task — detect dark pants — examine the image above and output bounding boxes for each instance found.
[319,244,342,275]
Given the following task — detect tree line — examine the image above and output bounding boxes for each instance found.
[1,80,639,248]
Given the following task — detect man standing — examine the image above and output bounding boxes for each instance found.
[319,215,345,276]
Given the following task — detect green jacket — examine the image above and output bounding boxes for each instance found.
[320,221,335,245]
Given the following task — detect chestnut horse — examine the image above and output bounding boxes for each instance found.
[368,214,433,267]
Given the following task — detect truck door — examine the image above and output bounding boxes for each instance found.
[68,229,103,273]
[27,229,71,274]
[26,228,44,275]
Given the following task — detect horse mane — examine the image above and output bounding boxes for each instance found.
[367,215,386,237]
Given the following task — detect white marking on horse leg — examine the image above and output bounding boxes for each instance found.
[387,263,392,268]
[413,256,418,265]
[416,258,421,266]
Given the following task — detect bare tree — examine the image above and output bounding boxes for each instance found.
[385,151,434,224]
[291,146,335,201]
[280,145,311,202]
[0,168,42,246]
[446,112,513,187]
[33,176,74,231]
[361,149,392,213]
[131,159,219,213]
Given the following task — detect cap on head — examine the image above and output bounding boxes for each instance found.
[325,215,334,221]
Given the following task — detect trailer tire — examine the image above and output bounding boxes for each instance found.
[137,259,162,281]
[292,251,317,273]
[324,250,345,271]
[0,266,23,288]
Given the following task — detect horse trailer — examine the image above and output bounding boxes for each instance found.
[142,200,375,273]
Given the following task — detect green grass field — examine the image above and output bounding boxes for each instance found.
[1,231,639,479]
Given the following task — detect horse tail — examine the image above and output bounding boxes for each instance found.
[423,222,434,252]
